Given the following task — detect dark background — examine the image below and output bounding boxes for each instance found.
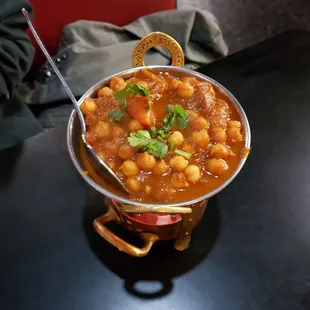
[1,31,310,310]
[178,0,310,54]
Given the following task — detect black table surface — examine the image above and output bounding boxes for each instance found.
[1,30,310,310]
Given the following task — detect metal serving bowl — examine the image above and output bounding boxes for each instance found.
[67,32,251,257]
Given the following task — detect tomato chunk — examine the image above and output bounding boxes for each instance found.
[126,96,155,127]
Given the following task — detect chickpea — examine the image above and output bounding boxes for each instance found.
[95,121,110,138]
[171,173,189,189]
[209,127,227,143]
[228,120,241,129]
[98,87,113,97]
[101,140,119,157]
[209,115,227,129]
[128,119,144,132]
[120,160,139,177]
[136,152,156,170]
[125,178,141,192]
[153,159,169,176]
[152,187,176,201]
[192,130,210,148]
[118,144,137,160]
[169,78,182,91]
[210,144,229,159]
[182,143,194,154]
[187,110,199,118]
[140,69,156,81]
[110,76,126,92]
[169,155,188,172]
[127,77,138,84]
[137,80,149,88]
[177,82,194,99]
[216,99,229,111]
[207,158,228,176]
[167,131,184,147]
[227,127,243,143]
[180,76,198,86]
[112,126,124,137]
[188,110,208,129]
[145,185,152,195]
[213,105,227,116]
[81,98,97,115]
[184,165,201,183]
[190,116,209,130]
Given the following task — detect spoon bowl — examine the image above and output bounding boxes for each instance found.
[21,8,128,193]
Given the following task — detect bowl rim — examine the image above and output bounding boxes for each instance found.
[67,65,251,208]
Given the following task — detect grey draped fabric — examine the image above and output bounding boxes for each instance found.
[0,0,34,101]
[0,0,39,151]
[20,9,227,108]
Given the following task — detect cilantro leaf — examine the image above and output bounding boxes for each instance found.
[113,93,128,109]
[114,83,154,110]
[134,83,155,98]
[169,139,175,151]
[110,83,155,121]
[130,83,155,111]
[174,149,191,159]
[149,104,189,140]
[162,104,189,131]
[175,105,190,129]
[108,110,124,122]
[128,130,168,158]
[176,114,190,129]
[149,127,157,138]
[161,104,175,132]
[149,126,168,141]
[127,105,189,157]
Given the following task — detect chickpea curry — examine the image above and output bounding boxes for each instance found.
[80,69,247,204]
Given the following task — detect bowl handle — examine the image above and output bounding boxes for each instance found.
[93,206,159,257]
[132,32,184,67]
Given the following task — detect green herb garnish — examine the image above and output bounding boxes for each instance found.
[108,87,128,122]
[149,126,168,141]
[175,105,190,129]
[108,110,124,122]
[169,139,176,151]
[127,105,189,157]
[174,149,192,160]
[128,130,168,158]
[134,84,155,110]
[149,104,189,139]
[160,104,190,132]
[109,83,155,121]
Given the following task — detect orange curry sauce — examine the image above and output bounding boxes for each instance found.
[80,69,245,204]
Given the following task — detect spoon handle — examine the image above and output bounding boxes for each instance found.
[21,8,86,133]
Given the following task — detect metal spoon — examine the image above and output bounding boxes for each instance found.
[21,8,128,193]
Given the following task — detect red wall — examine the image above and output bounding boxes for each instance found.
[28,0,176,67]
